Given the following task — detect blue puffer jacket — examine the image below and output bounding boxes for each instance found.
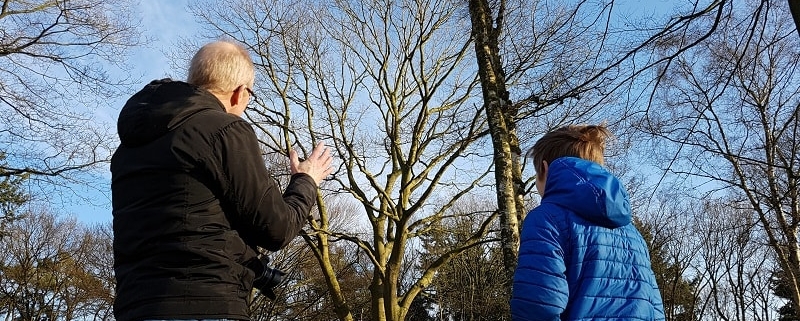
[511,157,665,321]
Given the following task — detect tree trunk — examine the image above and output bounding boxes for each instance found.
[783,233,800,319]
[305,232,355,321]
[371,216,389,321]
[467,0,524,314]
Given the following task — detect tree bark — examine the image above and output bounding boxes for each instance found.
[303,230,354,321]
[467,0,525,314]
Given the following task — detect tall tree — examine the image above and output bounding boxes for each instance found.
[467,1,523,305]
[188,1,498,319]
[466,0,735,302]
[0,0,142,194]
[634,0,800,316]
[183,1,683,321]
[183,0,734,320]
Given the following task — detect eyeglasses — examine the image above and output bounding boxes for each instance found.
[243,86,261,110]
[245,87,257,101]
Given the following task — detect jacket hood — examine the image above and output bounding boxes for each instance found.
[541,157,631,228]
[117,79,225,147]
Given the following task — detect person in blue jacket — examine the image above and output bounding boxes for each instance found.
[511,124,665,321]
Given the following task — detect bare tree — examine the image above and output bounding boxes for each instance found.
[187,0,501,319]
[466,0,656,302]
[689,200,775,321]
[0,209,115,320]
[0,0,142,195]
[177,0,747,320]
[634,184,782,321]
[634,0,800,317]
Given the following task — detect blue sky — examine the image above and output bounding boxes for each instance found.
[134,0,198,81]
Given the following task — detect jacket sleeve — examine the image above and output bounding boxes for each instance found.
[653,277,666,321]
[211,120,317,251]
[511,205,568,321]
[648,258,666,320]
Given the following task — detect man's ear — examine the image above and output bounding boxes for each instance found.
[230,85,245,107]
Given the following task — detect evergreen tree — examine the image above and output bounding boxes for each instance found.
[773,268,800,321]
[0,153,29,239]
[419,213,509,321]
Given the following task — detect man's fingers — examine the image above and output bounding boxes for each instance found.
[311,142,329,160]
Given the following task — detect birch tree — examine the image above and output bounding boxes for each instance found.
[467,2,522,301]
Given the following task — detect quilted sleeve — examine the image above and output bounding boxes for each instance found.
[649,262,666,320]
[511,205,568,321]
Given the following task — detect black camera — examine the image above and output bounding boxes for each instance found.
[251,256,286,300]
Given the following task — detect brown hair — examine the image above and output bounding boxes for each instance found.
[187,40,255,94]
[527,124,612,175]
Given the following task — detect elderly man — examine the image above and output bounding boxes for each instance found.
[111,40,332,321]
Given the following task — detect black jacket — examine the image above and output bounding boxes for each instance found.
[111,79,317,321]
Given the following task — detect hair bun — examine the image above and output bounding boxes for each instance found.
[580,125,610,144]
